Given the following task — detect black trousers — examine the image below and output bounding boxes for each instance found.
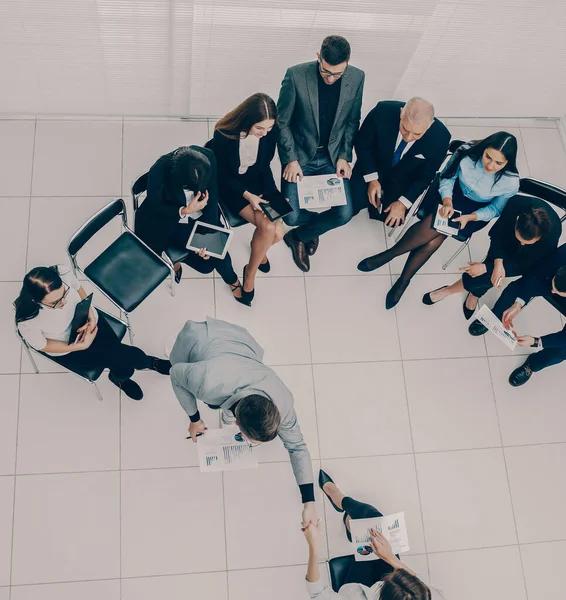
[463,259,524,299]
[341,496,396,588]
[57,316,152,382]
[491,282,566,373]
[170,224,238,285]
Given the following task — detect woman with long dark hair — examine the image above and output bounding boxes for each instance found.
[134,146,245,304]
[357,131,520,309]
[207,93,282,306]
[15,265,171,400]
[302,469,443,600]
[423,195,561,319]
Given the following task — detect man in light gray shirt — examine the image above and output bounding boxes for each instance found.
[169,317,318,527]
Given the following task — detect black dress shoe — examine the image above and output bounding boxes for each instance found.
[422,286,448,306]
[284,231,310,272]
[468,319,488,337]
[236,265,254,306]
[463,293,478,320]
[109,373,143,401]
[357,254,388,273]
[258,258,271,274]
[174,266,182,284]
[305,236,319,256]
[386,279,409,310]
[318,470,344,513]
[509,361,534,387]
[151,357,172,375]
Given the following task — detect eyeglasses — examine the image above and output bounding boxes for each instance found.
[234,432,261,447]
[318,60,347,80]
[41,282,70,309]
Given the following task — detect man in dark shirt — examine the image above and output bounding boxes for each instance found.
[277,35,365,272]
[469,244,566,386]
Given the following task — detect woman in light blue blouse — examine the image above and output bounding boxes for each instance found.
[358,131,519,309]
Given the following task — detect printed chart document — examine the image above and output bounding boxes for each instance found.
[350,512,410,562]
[197,425,258,473]
[432,205,461,237]
[297,174,347,211]
[476,304,517,350]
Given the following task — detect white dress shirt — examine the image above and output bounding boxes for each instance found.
[238,131,260,174]
[363,132,415,209]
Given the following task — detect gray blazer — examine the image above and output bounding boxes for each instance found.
[169,317,313,488]
[277,61,365,167]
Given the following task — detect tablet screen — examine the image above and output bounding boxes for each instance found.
[190,223,230,255]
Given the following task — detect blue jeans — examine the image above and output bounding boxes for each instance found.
[282,151,354,243]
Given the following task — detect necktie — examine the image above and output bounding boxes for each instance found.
[392,139,408,167]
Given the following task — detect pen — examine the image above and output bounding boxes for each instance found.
[185,433,204,439]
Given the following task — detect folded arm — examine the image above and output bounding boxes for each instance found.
[277,69,298,165]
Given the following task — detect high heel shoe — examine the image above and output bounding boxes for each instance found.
[357,253,389,273]
[463,292,478,320]
[422,286,448,306]
[174,265,183,284]
[236,265,255,307]
[258,258,271,274]
[385,278,409,310]
[318,470,344,513]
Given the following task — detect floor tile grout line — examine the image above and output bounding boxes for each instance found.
[484,355,530,599]
[220,471,230,600]
[301,272,331,560]
[517,127,532,178]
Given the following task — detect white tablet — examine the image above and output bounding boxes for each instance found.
[186,221,233,259]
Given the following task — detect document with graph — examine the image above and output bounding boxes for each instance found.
[349,512,410,562]
[476,304,517,350]
[297,174,347,211]
[197,425,258,473]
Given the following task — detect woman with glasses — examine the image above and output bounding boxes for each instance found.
[207,93,283,306]
[15,265,171,401]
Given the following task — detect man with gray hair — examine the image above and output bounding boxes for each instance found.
[350,98,450,228]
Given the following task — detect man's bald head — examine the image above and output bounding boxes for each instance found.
[399,97,435,142]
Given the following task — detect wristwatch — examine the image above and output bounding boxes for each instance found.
[530,337,540,348]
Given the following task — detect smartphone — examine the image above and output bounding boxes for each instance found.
[447,209,462,230]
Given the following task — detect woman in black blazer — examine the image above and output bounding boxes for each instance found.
[134,145,245,304]
[207,93,283,305]
[423,195,562,318]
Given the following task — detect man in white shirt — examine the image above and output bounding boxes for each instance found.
[350,98,450,228]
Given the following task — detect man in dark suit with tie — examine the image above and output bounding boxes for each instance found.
[350,98,450,228]
[277,35,365,272]
[468,244,566,386]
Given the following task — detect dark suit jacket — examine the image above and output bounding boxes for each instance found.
[507,244,566,348]
[277,61,365,167]
[206,127,278,199]
[353,100,451,206]
[487,194,562,272]
[134,146,221,255]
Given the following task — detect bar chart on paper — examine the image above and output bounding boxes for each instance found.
[197,426,258,472]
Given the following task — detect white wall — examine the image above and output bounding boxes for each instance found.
[1,0,565,118]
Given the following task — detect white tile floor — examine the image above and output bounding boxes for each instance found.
[0,116,566,599]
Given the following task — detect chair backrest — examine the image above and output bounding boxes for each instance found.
[448,139,466,154]
[519,178,566,213]
[68,198,127,258]
[132,172,149,211]
[328,555,355,592]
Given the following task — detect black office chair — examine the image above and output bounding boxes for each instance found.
[328,555,355,592]
[17,309,129,401]
[67,198,174,343]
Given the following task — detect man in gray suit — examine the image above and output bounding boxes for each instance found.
[169,317,318,527]
[278,35,365,272]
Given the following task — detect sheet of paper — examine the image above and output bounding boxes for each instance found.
[350,512,410,562]
[197,425,258,472]
[433,205,459,236]
[297,174,347,211]
[476,304,517,350]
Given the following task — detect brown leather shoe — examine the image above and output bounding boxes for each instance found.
[284,231,310,272]
[305,236,319,256]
